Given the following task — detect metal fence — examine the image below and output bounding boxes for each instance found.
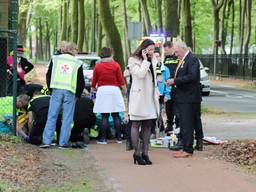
[0,0,18,135]
[197,54,256,80]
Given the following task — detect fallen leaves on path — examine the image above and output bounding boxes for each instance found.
[220,140,256,165]
[0,143,41,190]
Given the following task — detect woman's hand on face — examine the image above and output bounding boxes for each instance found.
[142,49,148,60]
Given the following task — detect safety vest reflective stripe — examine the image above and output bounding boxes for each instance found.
[27,95,51,110]
[50,54,81,94]
[164,60,179,64]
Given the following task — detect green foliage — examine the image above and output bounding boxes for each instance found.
[0,134,21,144]
[21,0,256,58]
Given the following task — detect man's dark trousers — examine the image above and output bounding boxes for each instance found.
[178,103,200,154]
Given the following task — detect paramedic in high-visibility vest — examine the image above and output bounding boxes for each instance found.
[41,41,85,148]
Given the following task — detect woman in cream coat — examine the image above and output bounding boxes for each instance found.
[128,39,159,165]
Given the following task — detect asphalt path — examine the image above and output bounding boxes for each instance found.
[202,85,256,113]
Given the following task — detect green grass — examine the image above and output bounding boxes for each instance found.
[240,164,256,176]
[201,106,256,119]
[59,148,81,159]
[0,134,21,144]
[39,180,92,192]
[0,180,23,192]
[242,82,256,90]
[201,106,224,114]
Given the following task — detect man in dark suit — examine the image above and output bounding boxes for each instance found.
[166,40,202,158]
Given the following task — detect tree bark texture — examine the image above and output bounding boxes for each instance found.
[121,0,131,64]
[39,18,43,60]
[165,0,179,38]
[243,0,252,55]
[239,0,248,54]
[60,0,68,41]
[229,0,235,55]
[181,0,193,49]
[211,0,224,55]
[156,0,163,33]
[77,0,85,51]
[140,0,153,35]
[99,0,125,70]
[18,0,30,46]
[220,0,228,54]
[71,0,78,44]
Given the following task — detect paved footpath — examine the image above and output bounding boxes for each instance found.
[89,141,256,192]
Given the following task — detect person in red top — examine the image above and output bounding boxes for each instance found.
[91,47,127,144]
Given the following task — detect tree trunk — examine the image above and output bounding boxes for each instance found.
[140,0,153,35]
[243,0,252,55]
[39,18,43,60]
[59,0,63,42]
[71,0,78,44]
[29,34,32,59]
[35,32,39,60]
[97,18,103,54]
[156,0,163,33]
[121,0,131,63]
[220,0,228,54]
[139,2,142,22]
[181,0,193,49]
[60,0,68,41]
[91,0,96,52]
[165,0,179,38]
[211,0,224,55]
[46,21,51,60]
[77,0,85,51]
[18,0,30,46]
[229,0,235,55]
[99,0,125,70]
[239,0,247,54]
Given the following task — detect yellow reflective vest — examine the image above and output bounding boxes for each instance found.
[50,54,82,94]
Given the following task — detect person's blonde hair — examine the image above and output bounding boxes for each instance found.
[59,41,77,54]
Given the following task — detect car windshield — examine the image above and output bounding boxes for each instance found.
[79,59,98,70]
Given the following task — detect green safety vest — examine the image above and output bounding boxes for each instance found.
[156,66,161,75]
[164,58,179,65]
[50,54,81,94]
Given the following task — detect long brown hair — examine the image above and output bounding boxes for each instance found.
[131,39,155,60]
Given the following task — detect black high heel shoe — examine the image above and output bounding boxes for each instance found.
[141,153,152,165]
[133,153,146,165]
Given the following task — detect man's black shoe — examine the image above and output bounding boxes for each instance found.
[195,139,203,151]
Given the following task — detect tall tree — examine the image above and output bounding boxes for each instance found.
[77,0,85,51]
[211,0,224,54]
[181,0,193,49]
[46,21,51,60]
[121,0,131,63]
[97,18,103,54]
[229,0,235,55]
[99,0,125,70]
[220,0,228,54]
[60,0,68,41]
[156,0,163,32]
[18,0,30,45]
[91,0,96,52]
[39,18,43,60]
[71,0,78,44]
[165,0,179,38]
[140,0,153,35]
[243,0,252,55]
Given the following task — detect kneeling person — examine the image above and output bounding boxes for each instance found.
[27,91,61,145]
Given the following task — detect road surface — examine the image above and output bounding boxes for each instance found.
[202,85,256,113]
